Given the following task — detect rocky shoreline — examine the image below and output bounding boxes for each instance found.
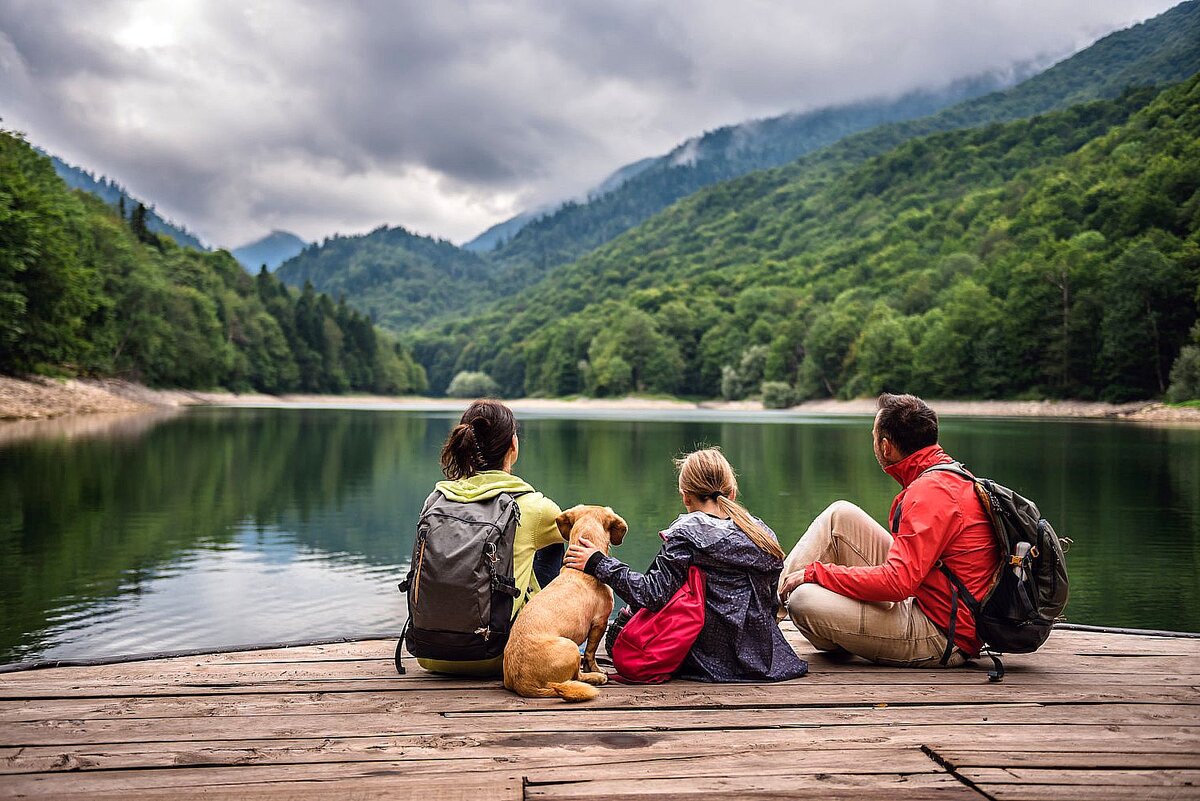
[2,375,1198,424]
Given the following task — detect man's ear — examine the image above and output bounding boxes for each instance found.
[555,506,581,541]
[605,509,628,545]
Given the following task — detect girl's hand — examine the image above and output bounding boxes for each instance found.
[563,537,601,571]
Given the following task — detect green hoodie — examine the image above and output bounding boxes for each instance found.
[417,470,563,676]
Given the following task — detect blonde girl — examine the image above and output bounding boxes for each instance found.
[564,447,807,682]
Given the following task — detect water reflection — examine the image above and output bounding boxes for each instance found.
[1,407,1197,663]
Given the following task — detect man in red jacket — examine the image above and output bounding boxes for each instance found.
[779,393,1000,667]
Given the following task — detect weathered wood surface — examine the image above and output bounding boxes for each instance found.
[1,625,1197,799]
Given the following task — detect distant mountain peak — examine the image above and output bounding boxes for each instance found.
[231,230,309,273]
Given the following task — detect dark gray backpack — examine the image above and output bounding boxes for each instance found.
[911,463,1070,680]
[395,491,524,673]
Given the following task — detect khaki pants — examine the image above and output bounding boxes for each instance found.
[782,500,964,668]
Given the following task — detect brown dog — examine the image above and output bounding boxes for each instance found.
[503,505,627,701]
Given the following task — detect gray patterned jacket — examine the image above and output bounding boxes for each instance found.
[587,512,808,683]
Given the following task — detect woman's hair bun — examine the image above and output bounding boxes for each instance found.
[439,400,518,480]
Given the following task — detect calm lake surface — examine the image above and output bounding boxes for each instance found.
[2,406,1198,664]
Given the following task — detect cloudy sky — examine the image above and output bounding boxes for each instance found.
[0,1,1181,249]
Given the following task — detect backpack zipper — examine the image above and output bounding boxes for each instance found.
[412,538,426,606]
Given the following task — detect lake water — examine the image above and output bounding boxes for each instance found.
[2,406,1198,664]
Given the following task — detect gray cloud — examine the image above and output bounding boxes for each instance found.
[0,0,1181,247]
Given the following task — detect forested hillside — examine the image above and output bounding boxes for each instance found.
[271,74,1017,331]
[0,132,426,394]
[274,225,493,330]
[47,154,209,251]
[411,75,1200,403]
[279,0,1200,335]
[483,0,1200,287]
[475,69,1028,267]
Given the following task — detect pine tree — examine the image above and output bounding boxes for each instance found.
[129,202,151,244]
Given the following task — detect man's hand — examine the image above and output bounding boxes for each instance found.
[778,569,807,602]
[563,536,601,572]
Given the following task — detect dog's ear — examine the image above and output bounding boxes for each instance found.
[555,507,581,541]
[605,508,628,545]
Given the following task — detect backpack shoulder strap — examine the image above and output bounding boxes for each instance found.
[420,490,443,516]
[890,462,974,533]
[923,461,975,482]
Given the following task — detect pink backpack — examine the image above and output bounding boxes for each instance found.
[611,566,706,684]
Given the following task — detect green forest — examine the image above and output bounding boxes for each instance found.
[412,76,1200,403]
[0,132,426,394]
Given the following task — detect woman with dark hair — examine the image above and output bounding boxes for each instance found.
[418,399,564,676]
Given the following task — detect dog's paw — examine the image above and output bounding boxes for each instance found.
[580,671,608,686]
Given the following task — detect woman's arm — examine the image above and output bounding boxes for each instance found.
[566,535,692,611]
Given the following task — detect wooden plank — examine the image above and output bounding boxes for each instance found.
[0,737,934,776]
[5,648,1196,686]
[3,673,1195,705]
[4,700,1196,746]
[2,766,970,799]
[3,681,1196,724]
[525,772,976,800]
[5,708,1194,774]
[5,662,1197,696]
[983,786,1200,801]
[934,749,1200,769]
[71,784,518,801]
[18,627,1185,669]
[964,767,1200,786]
[3,774,522,801]
[2,627,1194,682]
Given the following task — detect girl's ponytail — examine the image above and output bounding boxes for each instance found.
[715,494,785,561]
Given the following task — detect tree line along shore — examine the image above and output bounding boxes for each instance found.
[3,375,1197,425]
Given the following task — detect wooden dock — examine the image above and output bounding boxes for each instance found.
[1,625,1197,800]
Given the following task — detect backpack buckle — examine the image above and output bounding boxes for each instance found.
[492,574,521,598]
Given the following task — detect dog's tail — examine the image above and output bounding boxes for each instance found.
[548,680,599,702]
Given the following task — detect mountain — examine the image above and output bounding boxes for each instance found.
[462,156,659,252]
[45,153,209,251]
[232,230,309,272]
[481,0,1200,286]
[414,74,1200,404]
[2,133,426,395]
[287,0,1200,340]
[479,68,1033,272]
[285,66,1032,326]
[462,210,542,253]
[274,225,493,330]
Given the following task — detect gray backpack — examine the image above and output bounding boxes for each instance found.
[395,491,524,673]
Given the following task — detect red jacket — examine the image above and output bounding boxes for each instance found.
[805,445,1000,656]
